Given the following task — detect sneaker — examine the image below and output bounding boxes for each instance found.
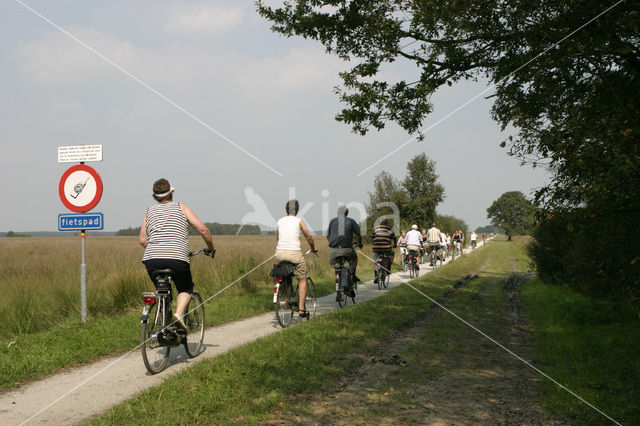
[354,275,361,283]
[373,277,379,284]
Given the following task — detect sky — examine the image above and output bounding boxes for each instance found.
[0,0,549,234]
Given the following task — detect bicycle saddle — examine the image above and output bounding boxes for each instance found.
[150,269,174,281]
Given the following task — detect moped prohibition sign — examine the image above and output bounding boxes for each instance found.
[59,164,103,213]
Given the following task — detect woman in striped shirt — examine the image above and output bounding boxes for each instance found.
[139,178,215,333]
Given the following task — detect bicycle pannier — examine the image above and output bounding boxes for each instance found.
[270,262,295,278]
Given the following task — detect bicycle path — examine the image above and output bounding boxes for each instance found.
[0,240,489,425]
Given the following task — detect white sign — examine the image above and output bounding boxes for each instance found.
[58,145,103,163]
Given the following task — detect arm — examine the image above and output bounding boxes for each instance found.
[180,204,215,253]
[299,220,317,252]
[139,211,148,247]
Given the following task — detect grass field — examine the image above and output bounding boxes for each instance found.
[0,235,376,389]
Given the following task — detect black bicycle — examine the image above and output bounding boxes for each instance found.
[375,254,392,290]
[406,249,420,278]
[271,249,317,328]
[140,249,208,374]
[334,255,357,308]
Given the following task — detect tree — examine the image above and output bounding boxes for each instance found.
[365,153,444,231]
[436,214,468,235]
[403,153,445,226]
[486,191,535,240]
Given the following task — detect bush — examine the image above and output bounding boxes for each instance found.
[528,208,640,306]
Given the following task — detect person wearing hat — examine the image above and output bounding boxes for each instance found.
[139,178,215,333]
[406,224,423,255]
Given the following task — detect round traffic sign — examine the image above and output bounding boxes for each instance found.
[59,164,103,213]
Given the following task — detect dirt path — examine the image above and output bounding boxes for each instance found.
[271,251,565,424]
[0,241,490,425]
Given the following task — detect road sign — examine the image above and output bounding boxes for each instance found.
[58,145,103,163]
[59,164,103,213]
[58,213,104,231]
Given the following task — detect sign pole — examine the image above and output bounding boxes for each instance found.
[80,230,87,323]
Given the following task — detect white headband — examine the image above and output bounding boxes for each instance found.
[154,186,174,197]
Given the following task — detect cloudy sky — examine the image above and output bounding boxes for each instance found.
[0,1,549,234]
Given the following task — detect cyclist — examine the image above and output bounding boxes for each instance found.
[327,205,362,287]
[439,228,448,259]
[397,230,408,263]
[275,199,317,318]
[420,228,428,263]
[470,231,478,248]
[371,219,396,283]
[426,223,442,265]
[140,178,215,333]
[452,230,462,255]
[405,224,423,267]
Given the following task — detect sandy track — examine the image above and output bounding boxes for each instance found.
[0,241,486,425]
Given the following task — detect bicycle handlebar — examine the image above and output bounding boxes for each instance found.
[189,247,216,258]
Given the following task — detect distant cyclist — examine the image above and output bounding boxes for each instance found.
[140,178,215,333]
[470,231,478,249]
[274,199,317,318]
[452,230,462,255]
[426,223,442,265]
[397,230,408,262]
[405,224,423,262]
[371,219,396,283]
[327,205,362,283]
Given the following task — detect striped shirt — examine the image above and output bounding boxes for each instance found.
[142,202,189,263]
[371,224,395,253]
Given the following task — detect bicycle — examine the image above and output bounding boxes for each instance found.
[400,247,408,272]
[406,249,420,278]
[471,240,477,249]
[334,254,357,308]
[271,249,317,328]
[140,248,208,374]
[374,253,392,290]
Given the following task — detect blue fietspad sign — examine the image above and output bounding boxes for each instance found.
[58,213,104,231]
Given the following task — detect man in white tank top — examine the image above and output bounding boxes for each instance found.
[275,200,317,317]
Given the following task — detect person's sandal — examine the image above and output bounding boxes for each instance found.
[298,309,310,319]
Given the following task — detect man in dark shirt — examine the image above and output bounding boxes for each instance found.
[327,205,362,278]
[371,219,396,283]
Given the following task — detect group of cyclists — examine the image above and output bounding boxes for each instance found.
[140,177,486,324]
[397,226,475,265]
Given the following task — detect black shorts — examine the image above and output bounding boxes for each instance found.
[143,259,194,294]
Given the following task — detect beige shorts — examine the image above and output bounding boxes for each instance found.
[274,250,307,279]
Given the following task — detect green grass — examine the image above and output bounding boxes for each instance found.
[93,242,499,424]
[522,278,640,424]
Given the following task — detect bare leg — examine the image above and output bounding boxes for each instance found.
[297,277,307,312]
[175,292,192,319]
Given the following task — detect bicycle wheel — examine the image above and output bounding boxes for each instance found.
[337,287,348,308]
[377,266,383,290]
[275,281,295,328]
[415,262,420,277]
[141,299,170,374]
[409,263,415,278]
[430,251,437,269]
[304,277,316,319]
[351,281,358,304]
[383,270,390,288]
[183,292,205,358]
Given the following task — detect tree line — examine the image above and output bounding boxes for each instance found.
[116,223,261,236]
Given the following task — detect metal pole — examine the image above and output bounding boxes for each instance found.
[80,230,87,323]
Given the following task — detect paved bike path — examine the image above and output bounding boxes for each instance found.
[0,241,489,425]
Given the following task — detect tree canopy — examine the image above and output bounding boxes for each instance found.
[486,191,535,240]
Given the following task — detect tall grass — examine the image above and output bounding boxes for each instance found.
[0,235,361,339]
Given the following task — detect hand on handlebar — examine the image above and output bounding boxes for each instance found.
[204,248,216,258]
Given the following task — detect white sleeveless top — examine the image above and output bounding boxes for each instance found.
[142,202,189,263]
[276,215,302,251]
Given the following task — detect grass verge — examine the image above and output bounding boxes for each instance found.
[522,278,640,423]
